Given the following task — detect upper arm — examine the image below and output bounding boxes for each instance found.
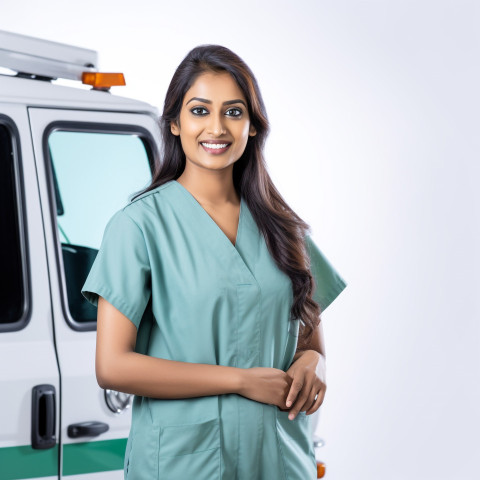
[296,319,326,357]
[294,235,347,354]
[305,235,347,312]
[96,295,138,386]
[80,208,152,386]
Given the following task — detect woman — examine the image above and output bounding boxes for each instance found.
[81,44,347,480]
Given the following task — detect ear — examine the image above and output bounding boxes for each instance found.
[170,120,180,136]
[249,124,257,137]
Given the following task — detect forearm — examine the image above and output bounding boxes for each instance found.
[292,349,310,362]
[97,352,244,398]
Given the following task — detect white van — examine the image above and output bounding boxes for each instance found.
[0,30,325,479]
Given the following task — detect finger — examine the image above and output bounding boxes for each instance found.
[288,390,310,420]
[306,387,326,415]
[304,389,320,414]
[285,378,304,408]
[303,385,319,413]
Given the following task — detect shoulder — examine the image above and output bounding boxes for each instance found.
[118,180,176,227]
[304,234,321,258]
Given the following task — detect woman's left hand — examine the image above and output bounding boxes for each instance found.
[282,350,326,420]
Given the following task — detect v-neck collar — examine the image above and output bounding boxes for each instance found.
[172,179,243,250]
[169,179,260,285]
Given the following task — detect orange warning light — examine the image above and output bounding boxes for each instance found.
[81,72,126,88]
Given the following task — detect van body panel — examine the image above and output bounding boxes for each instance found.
[28,107,159,478]
[0,105,60,479]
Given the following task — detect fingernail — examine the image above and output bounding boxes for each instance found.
[286,400,292,407]
[289,413,294,420]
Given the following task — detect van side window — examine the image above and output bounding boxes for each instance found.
[47,130,152,327]
[0,124,24,326]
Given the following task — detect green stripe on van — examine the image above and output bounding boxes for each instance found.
[0,444,58,479]
[0,439,127,479]
[62,437,127,476]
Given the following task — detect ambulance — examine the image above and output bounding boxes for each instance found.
[0,29,326,479]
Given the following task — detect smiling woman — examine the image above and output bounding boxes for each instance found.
[81,44,347,480]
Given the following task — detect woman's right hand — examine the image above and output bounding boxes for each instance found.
[237,367,293,409]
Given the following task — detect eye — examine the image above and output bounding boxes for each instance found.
[226,107,242,117]
[191,107,208,116]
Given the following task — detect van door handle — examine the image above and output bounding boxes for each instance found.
[67,421,109,438]
[31,384,56,449]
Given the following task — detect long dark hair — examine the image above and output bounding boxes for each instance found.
[132,44,322,347]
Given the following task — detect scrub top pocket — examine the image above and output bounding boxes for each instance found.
[158,417,221,480]
[126,420,160,480]
[276,410,316,479]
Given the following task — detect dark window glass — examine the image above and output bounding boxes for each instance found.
[0,124,24,325]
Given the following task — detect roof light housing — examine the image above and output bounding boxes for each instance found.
[0,29,126,90]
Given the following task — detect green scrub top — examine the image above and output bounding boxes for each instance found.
[81,179,347,480]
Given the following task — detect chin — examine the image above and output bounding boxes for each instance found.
[193,158,235,170]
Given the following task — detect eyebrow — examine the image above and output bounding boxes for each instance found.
[186,97,247,108]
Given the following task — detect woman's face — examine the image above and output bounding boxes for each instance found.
[170,71,256,172]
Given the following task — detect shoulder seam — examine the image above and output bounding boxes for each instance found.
[122,182,173,209]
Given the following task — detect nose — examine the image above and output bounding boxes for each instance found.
[206,113,226,136]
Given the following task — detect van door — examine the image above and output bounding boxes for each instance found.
[28,107,160,479]
[0,110,60,480]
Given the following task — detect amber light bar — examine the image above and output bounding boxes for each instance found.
[82,72,126,88]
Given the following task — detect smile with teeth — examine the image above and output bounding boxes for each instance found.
[201,142,230,149]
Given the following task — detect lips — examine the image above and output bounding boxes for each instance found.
[200,141,232,154]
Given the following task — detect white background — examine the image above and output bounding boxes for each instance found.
[2,1,479,478]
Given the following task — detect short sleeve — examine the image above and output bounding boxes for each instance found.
[81,209,151,329]
[305,235,347,312]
